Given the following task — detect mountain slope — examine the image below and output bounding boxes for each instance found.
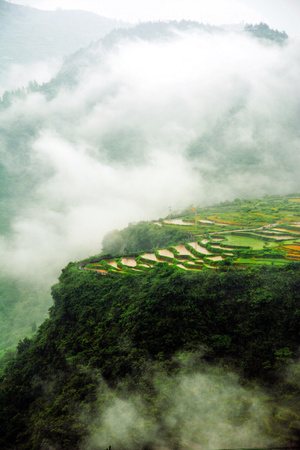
[0,19,299,375]
[1,260,300,449]
[0,0,128,65]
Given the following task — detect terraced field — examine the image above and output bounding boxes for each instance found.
[84,196,300,274]
[222,235,278,250]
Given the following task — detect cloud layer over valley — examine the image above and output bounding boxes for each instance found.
[1,23,300,297]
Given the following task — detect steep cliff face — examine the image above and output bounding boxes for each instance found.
[1,261,300,449]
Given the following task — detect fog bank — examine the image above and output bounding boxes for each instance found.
[0,25,299,337]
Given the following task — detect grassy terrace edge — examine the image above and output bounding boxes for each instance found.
[80,195,300,275]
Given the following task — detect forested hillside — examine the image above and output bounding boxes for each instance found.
[1,14,300,448]
[244,23,288,43]
[1,242,300,448]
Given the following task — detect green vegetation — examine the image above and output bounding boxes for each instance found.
[244,23,288,43]
[235,258,289,266]
[0,275,51,355]
[102,222,188,255]
[1,262,300,448]
[91,195,300,276]
[1,195,299,357]
[220,234,277,250]
[1,195,300,448]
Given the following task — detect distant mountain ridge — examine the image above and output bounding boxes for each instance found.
[0,0,130,67]
[34,20,288,97]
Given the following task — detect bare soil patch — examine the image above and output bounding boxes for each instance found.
[121,257,137,267]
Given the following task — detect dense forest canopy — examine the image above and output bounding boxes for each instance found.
[1,260,300,449]
[1,192,300,448]
[244,23,288,43]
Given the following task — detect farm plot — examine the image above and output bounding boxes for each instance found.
[141,253,160,262]
[278,240,300,260]
[275,228,300,234]
[210,244,235,250]
[163,219,194,226]
[85,195,300,276]
[185,260,203,265]
[207,256,223,261]
[158,249,174,258]
[173,245,195,257]
[221,235,277,250]
[189,242,212,255]
[284,244,300,260]
[121,258,137,267]
[236,258,289,266]
[106,260,119,269]
[176,262,203,271]
[86,265,108,275]
[201,239,210,244]
[252,233,294,241]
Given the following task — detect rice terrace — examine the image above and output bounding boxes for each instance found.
[83,195,300,274]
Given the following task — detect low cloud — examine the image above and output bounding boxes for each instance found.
[83,357,278,450]
[0,59,62,96]
[1,26,300,327]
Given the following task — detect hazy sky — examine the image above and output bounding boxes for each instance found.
[11,0,300,36]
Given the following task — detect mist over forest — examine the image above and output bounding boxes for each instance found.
[1,19,299,280]
[1,5,300,347]
[1,2,300,447]
[0,0,131,93]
